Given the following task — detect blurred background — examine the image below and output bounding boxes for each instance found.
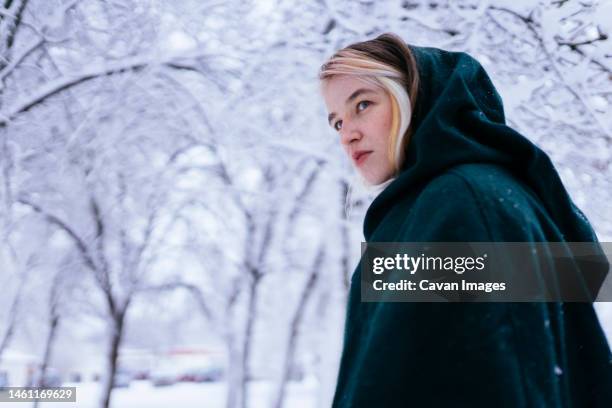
[0,0,611,407]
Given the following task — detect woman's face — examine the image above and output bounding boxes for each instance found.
[322,75,395,185]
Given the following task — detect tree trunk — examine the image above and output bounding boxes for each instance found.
[99,309,126,408]
[339,180,351,296]
[32,312,60,408]
[225,330,245,408]
[271,249,322,408]
[0,278,24,363]
[314,181,353,408]
[240,273,261,408]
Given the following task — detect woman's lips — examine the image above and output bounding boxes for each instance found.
[353,151,372,166]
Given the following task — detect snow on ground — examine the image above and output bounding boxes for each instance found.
[38,379,317,408]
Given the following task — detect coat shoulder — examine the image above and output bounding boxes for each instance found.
[415,163,530,208]
[406,163,552,241]
[425,163,544,213]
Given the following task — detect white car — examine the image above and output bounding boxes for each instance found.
[150,368,180,387]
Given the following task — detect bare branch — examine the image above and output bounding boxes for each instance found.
[0,50,223,126]
[140,282,213,321]
[17,196,97,272]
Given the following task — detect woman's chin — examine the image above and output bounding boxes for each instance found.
[359,174,388,187]
[359,171,393,186]
[358,173,377,185]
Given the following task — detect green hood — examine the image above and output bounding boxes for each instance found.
[364,44,596,243]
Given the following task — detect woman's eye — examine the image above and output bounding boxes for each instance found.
[332,101,370,132]
[357,100,370,112]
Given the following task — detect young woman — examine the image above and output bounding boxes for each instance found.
[319,33,612,407]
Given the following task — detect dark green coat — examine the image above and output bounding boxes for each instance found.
[331,45,612,407]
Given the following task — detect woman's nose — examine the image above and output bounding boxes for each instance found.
[340,121,362,146]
